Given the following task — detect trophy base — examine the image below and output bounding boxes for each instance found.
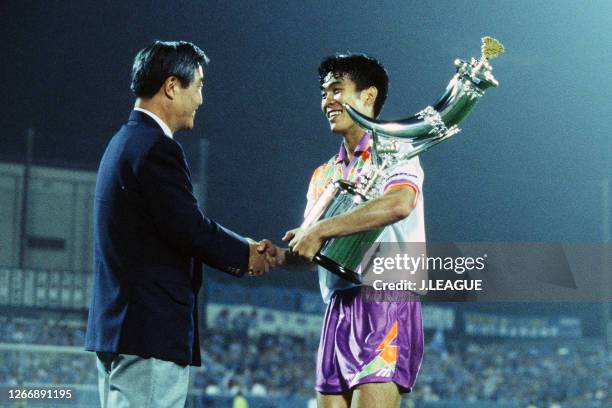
[313,253,362,285]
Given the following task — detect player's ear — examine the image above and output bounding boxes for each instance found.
[362,86,378,108]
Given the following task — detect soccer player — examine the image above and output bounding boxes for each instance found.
[283,54,425,408]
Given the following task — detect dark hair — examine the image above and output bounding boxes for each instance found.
[318,53,389,117]
[130,40,209,98]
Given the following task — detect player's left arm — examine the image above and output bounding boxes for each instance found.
[285,185,416,260]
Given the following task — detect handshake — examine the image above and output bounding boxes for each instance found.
[246,225,326,276]
[247,239,286,276]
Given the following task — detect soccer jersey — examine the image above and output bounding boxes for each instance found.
[305,132,426,302]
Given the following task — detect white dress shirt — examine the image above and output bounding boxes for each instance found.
[133,107,173,139]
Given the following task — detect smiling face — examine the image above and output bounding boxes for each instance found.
[320,73,375,137]
[173,65,204,131]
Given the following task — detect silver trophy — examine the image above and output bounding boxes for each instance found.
[304,37,505,284]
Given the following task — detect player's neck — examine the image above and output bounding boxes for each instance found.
[342,127,365,162]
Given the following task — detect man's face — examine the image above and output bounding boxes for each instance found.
[174,65,204,131]
[320,73,370,135]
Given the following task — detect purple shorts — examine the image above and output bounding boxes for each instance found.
[315,287,424,394]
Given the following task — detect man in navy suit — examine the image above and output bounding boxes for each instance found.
[85,40,279,408]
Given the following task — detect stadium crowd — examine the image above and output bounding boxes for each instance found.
[0,311,610,407]
[415,339,611,407]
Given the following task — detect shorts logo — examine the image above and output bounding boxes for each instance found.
[376,367,395,378]
[352,321,398,383]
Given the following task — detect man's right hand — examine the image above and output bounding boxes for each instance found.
[256,239,285,267]
[248,239,285,276]
[248,243,270,276]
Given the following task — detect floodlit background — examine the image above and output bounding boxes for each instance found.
[1,1,610,407]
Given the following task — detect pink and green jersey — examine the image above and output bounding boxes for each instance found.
[304,132,427,303]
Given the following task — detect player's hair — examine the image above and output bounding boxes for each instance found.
[131,40,209,98]
[318,53,389,117]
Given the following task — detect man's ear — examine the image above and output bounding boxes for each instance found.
[362,86,378,109]
[163,76,179,100]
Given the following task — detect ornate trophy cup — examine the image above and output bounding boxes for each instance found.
[301,37,505,284]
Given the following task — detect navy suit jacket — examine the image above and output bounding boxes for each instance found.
[85,110,249,366]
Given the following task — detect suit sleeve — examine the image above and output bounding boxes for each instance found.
[137,138,249,275]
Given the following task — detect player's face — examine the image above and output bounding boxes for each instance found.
[320,73,369,135]
[174,65,204,131]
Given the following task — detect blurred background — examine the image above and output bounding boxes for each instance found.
[0,0,610,407]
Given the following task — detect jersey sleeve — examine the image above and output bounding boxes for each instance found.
[382,153,424,207]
